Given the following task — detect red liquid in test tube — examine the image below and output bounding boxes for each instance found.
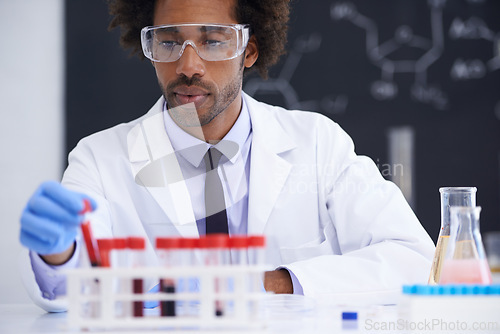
[156,237,180,317]
[128,237,146,318]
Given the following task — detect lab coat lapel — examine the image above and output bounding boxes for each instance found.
[127,98,198,238]
[245,94,297,235]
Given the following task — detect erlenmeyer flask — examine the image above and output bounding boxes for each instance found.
[439,206,492,284]
[428,187,476,284]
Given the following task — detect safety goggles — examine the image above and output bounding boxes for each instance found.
[141,23,251,62]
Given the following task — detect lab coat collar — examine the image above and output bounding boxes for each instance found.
[243,92,297,235]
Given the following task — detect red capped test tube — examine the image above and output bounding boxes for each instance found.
[199,234,230,317]
[228,235,248,265]
[178,237,198,266]
[178,238,199,316]
[156,237,180,317]
[79,200,100,318]
[247,236,266,314]
[248,236,266,265]
[127,237,146,318]
[80,199,100,267]
[96,238,128,317]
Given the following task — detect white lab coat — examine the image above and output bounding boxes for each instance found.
[20,93,435,312]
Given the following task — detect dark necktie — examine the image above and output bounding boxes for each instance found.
[204,147,229,234]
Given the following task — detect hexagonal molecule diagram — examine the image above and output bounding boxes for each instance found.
[331,0,449,110]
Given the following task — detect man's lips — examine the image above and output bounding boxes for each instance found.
[174,86,208,96]
[173,86,210,105]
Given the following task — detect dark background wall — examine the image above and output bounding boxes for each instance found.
[66,0,500,241]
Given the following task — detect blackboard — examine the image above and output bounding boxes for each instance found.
[66,0,500,239]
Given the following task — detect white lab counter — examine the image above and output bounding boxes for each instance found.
[0,296,401,334]
[2,293,499,334]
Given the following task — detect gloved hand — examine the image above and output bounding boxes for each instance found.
[20,181,97,255]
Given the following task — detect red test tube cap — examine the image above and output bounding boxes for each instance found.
[248,235,266,247]
[199,234,229,249]
[229,235,248,249]
[128,236,146,250]
[179,237,198,249]
[97,238,115,251]
[113,238,127,249]
[156,237,181,249]
[97,238,127,250]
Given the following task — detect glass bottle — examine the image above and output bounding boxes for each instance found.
[439,206,492,284]
[427,187,476,284]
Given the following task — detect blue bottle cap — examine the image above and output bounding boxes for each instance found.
[342,312,358,320]
[402,285,413,294]
[402,284,500,295]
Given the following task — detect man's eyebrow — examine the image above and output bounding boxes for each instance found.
[199,25,225,33]
[157,26,180,33]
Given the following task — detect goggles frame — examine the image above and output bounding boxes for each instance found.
[141,23,251,62]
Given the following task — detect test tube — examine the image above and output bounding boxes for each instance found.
[178,238,199,317]
[247,235,266,313]
[156,237,180,317]
[199,234,229,317]
[178,237,198,266]
[127,237,146,318]
[247,236,266,266]
[228,236,248,318]
[96,238,127,319]
[229,235,248,265]
[79,201,100,319]
[80,199,100,267]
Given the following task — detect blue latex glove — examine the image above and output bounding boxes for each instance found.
[20,181,97,255]
[144,283,160,309]
[144,279,200,309]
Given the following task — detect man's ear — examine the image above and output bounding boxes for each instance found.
[244,35,259,68]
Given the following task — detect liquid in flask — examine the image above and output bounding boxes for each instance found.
[439,206,492,284]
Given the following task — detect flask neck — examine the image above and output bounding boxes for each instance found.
[439,187,477,230]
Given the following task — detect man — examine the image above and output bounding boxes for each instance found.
[20,0,435,312]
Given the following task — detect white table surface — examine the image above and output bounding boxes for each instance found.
[3,294,498,334]
[0,297,400,334]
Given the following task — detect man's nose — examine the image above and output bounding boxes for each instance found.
[176,44,206,78]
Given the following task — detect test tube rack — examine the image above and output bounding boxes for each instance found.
[66,265,270,331]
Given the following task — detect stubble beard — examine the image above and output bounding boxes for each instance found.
[161,64,244,128]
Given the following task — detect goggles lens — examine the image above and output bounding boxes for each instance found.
[141,23,250,62]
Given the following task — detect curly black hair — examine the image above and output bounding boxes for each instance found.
[107,0,290,79]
